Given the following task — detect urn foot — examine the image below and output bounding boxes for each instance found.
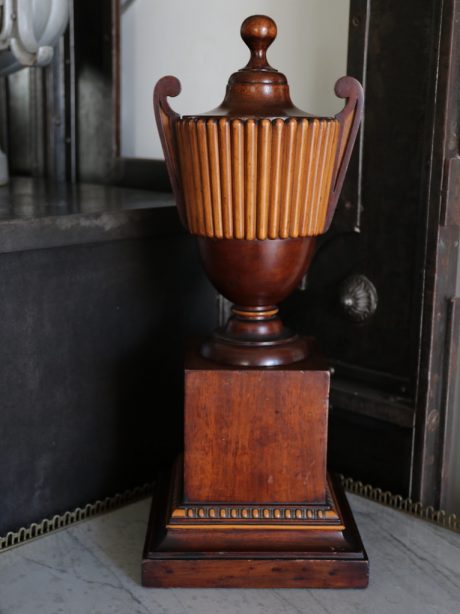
[201,332,310,367]
[201,306,310,366]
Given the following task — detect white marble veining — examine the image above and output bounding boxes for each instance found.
[0,494,459,614]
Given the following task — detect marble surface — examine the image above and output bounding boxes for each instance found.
[0,178,175,221]
[0,177,177,254]
[0,494,459,614]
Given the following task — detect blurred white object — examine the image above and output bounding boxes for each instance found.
[0,0,69,74]
[0,0,69,184]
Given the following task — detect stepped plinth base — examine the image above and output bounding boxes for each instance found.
[142,462,368,589]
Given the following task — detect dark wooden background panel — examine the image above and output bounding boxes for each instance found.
[282,0,460,505]
[328,409,413,496]
[284,0,435,385]
[411,0,460,507]
[0,229,216,535]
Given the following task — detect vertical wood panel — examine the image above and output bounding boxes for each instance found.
[245,119,258,240]
[218,118,233,239]
[279,119,297,239]
[257,119,272,240]
[268,119,285,239]
[185,363,329,504]
[196,119,214,237]
[206,120,223,238]
[290,119,309,237]
[188,119,205,235]
[231,120,245,239]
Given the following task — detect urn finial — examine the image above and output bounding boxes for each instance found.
[240,15,277,70]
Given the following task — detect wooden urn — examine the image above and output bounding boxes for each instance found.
[154,15,363,367]
[143,15,368,589]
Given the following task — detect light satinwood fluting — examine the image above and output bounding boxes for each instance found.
[257,119,271,240]
[268,119,284,239]
[175,116,340,240]
[245,119,257,240]
[279,119,297,239]
[232,120,245,239]
[206,120,223,238]
[218,119,233,239]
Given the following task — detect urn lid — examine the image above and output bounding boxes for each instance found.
[186,15,315,119]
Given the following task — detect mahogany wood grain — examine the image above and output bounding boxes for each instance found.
[142,467,368,588]
[198,237,316,366]
[325,75,364,229]
[183,351,329,504]
[152,76,185,225]
[197,237,316,309]
[143,559,368,589]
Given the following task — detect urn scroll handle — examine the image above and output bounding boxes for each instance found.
[325,76,364,230]
[153,76,186,226]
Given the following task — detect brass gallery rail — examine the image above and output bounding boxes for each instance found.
[0,477,458,554]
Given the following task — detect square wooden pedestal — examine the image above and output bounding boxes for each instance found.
[142,340,368,588]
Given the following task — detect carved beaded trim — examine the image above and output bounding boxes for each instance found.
[171,503,339,523]
[167,459,342,526]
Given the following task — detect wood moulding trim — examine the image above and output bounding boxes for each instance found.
[171,507,339,522]
[169,523,345,531]
[167,458,343,530]
[143,465,369,588]
[169,498,343,529]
